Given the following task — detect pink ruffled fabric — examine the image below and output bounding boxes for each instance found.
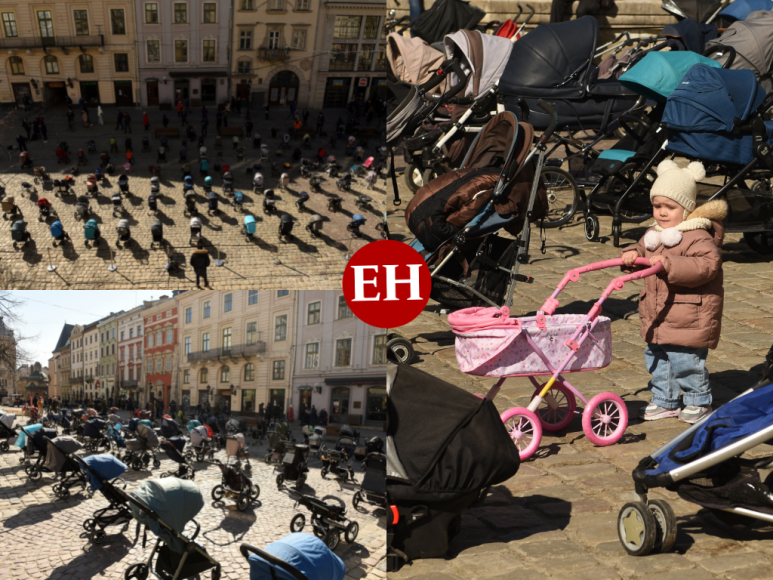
[447,306,522,333]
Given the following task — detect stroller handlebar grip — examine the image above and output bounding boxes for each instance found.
[538,100,558,142]
[703,43,736,69]
[439,61,469,103]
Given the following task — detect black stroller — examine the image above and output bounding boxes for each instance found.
[320,437,356,482]
[0,412,17,452]
[159,438,195,480]
[43,435,89,498]
[118,173,130,194]
[211,458,260,511]
[285,488,359,550]
[264,431,292,466]
[263,189,277,214]
[19,426,57,481]
[116,218,132,248]
[11,219,31,250]
[276,443,310,490]
[160,416,182,438]
[74,454,133,544]
[353,452,386,512]
[125,423,161,471]
[279,214,294,241]
[150,220,164,248]
[207,191,218,215]
[82,418,111,452]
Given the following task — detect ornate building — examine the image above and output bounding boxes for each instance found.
[143,296,178,410]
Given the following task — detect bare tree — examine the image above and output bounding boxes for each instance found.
[0,292,35,375]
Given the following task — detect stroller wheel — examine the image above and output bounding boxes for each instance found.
[584,214,600,241]
[387,336,414,364]
[649,499,677,554]
[125,563,149,580]
[345,521,359,544]
[320,465,328,479]
[0,441,8,452]
[83,518,96,532]
[352,491,363,512]
[250,484,260,501]
[211,485,225,502]
[582,392,628,447]
[91,529,106,544]
[132,459,143,471]
[196,453,204,463]
[325,529,341,551]
[290,513,305,533]
[276,474,284,488]
[29,469,42,482]
[152,458,161,469]
[618,502,657,556]
[531,382,576,432]
[500,407,542,460]
[540,167,580,228]
[403,164,424,193]
[264,453,272,464]
[612,223,622,248]
[236,495,249,511]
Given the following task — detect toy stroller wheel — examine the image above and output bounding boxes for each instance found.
[211,485,225,502]
[83,518,96,532]
[53,483,62,496]
[582,392,628,447]
[264,453,272,464]
[185,450,193,459]
[91,529,106,544]
[125,563,149,580]
[387,336,414,364]
[352,491,363,511]
[500,407,542,460]
[648,499,677,554]
[250,484,260,501]
[540,167,579,227]
[743,232,773,254]
[618,502,657,556]
[153,458,160,469]
[531,382,576,432]
[132,459,143,471]
[584,214,600,241]
[237,495,249,511]
[276,474,284,488]
[320,465,328,479]
[29,469,42,481]
[196,454,204,463]
[325,530,341,551]
[290,513,305,533]
[345,521,359,544]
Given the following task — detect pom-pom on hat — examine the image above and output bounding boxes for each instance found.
[649,159,705,212]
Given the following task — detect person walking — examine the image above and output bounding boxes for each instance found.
[190,240,211,288]
[16,134,27,152]
[124,112,132,133]
[82,109,89,128]
[177,100,184,121]
[302,108,310,126]
[264,105,270,121]
[116,110,124,131]
[316,112,324,136]
[39,119,48,142]
[143,112,150,131]
[21,119,30,140]
[97,105,104,125]
[310,405,317,426]
[201,117,208,138]
[287,100,296,119]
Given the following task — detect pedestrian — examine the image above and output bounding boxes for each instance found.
[162,114,169,128]
[245,119,253,137]
[66,108,75,132]
[143,111,150,131]
[287,100,296,119]
[16,134,27,152]
[123,112,132,133]
[97,105,104,125]
[319,408,328,426]
[116,110,124,130]
[177,100,184,120]
[80,109,89,128]
[170,399,177,416]
[310,405,317,426]
[21,119,30,140]
[190,239,210,288]
[264,105,269,121]
[216,111,222,130]
[302,108,309,126]
[37,397,44,416]
[39,119,48,142]
[316,112,324,136]
[201,117,208,138]
[621,160,724,425]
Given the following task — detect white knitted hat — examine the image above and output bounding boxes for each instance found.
[649,159,706,212]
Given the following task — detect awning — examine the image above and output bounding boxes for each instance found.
[324,376,386,387]
[169,71,227,78]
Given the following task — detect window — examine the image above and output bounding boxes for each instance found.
[166,356,172,371]
[373,334,387,364]
[79,54,94,73]
[130,328,134,338]
[224,293,232,312]
[237,61,250,74]
[375,46,386,71]
[274,315,287,341]
[335,338,352,366]
[185,307,192,323]
[244,364,255,381]
[337,295,353,319]
[222,327,232,353]
[242,389,255,412]
[155,358,162,372]
[112,344,115,355]
[277,290,289,297]
[246,322,257,345]
[269,0,283,10]
[202,333,210,352]
[44,55,59,74]
[175,39,188,62]
[268,31,279,49]
[364,16,380,38]
[203,3,216,23]
[305,343,319,369]
[110,9,126,34]
[296,0,310,9]
[184,369,190,384]
[120,331,124,341]
[148,334,154,348]
[166,329,173,344]
[2,13,18,38]
[201,368,208,383]
[9,56,23,75]
[358,44,374,71]
[74,10,89,36]
[114,53,129,72]
[330,43,357,71]
[145,3,159,23]
[156,331,162,345]
[203,301,210,318]
[292,29,306,50]
[221,366,230,382]
[272,360,285,380]
[129,368,134,380]
[138,326,142,335]
[184,337,191,355]
[129,346,134,359]
[239,30,252,50]
[174,3,187,23]
[307,302,321,325]
[248,290,258,305]
[334,16,362,39]
[166,310,171,318]
[240,0,254,8]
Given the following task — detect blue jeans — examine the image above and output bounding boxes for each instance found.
[644,344,711,408]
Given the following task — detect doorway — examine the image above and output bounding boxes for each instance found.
[44,82,67,106]
[201,78,217,104]
[269,388,285,417]
[268,70,299,106]
[114,81,132,106]
[79,81,100,104]
[298,388,312,417]
[353,78,370,101]
[215,391,231,413]
[323,78,351,108]
[236,82,250,102]
[365,386,387,426]
[12,83,31,106]
[330,386,350,424]
[146,81,159,106]
[174,79,189,103]
[198,389,209,407]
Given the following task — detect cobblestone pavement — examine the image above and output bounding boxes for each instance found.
[0,105,386,289]
[0,421,386,580]
[387,159,773,580]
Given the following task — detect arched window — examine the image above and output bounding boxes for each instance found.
[244,363,254,381]
[200,368,208,383]
[79,54,94,73]
[44,55,59,74]
[9,57,23,75]
[221,366,229,382]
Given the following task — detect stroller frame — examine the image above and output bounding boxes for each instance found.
[44,436,90,499]
[284,488,359,551]
[73,455,133,545]
[210,458,260,511]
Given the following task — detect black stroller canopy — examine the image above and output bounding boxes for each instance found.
[662,0,722,22]
[410,0,485,45]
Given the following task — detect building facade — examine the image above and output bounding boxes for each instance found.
[48,355,59,398]
[68,324,84,400]
[135,0,231,107]
[18,362,48,398]
[0,2,138,107]
[177,290,295,415]
[117,305,146,407]
[97,314,122,401]
[143,297,178,410]
[82,322,100,398]
[57,341,71,402]
[231,0,320,109]
[0,317,16,398]
[291,291,386,428]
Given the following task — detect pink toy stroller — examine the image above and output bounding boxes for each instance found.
[450,257,663,460]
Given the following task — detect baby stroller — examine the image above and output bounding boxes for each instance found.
[82,418,111,452]
[142,136,150,152]
[85,173,99,196]
[179,144,188,162]
[240,534,345,580]
[183,175,195,194]
[100,151,110,168]
[225,433,252,469]
[320,439,355,482]
[263,189,277,214]
[222,171,234,196]
[253,171,264,193]
[279,172,290,190]
[183,189,197,216]
[148,192,159,216]
[116,218,132,248]
[87,140,97,154]
[150,220,164,249]
[124,479,222,580]
[0,411,17,452]
[617,380,773,557]
[326,156,340,178]
[347,214,365,237]
[190,216,203,243]
[345,136,356,156]
[1,197,19,221]
[55,147,69,164]
[336,172,352,192]
[11,219,31,250]
[211,456,260,511]
[33,166,51,186]
[50,221,69,247]
[159,438,195,480]
[236,146,245,161]
[364,170,378,189]
[296,191,310,212]
[37,197,52,220]
[327,195,342,212]
[307,213,324,237]
[243,214,257,240]
[55,176,74,197]
[387,361,520,570]
[43,436,89,499]
[111,191,123,216]
[310,174,323,192]
[203,175,213,192]
[279,214,294,241]
[125,423,160,470]
[304,425,326,457]
[118,173,129,194]
[352,452,386,512]
[75,196,90,221]
[160,416,181,439]
[17,425,57,480]
[75,454,133,544]
[233,189,245,211]
[260,143,270,160]
[276,443,310,490]
[354,195,371,212]
[285,488,359,550]
[189,424,215,462]
[207,191,218,215]
[264,431,292,466]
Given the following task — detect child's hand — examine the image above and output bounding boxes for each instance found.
[621,251,639,267]
[650,255,667,270]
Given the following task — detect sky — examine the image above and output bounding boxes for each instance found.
[7,291,169,366]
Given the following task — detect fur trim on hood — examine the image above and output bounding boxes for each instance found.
[645,199,728,251]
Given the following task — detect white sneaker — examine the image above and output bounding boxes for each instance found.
[638,403,680,421]
[679,405,711,424]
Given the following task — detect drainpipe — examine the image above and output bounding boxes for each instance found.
[227,0,235,102]
[131,0,141,108]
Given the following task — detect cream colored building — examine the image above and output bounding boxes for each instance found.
[82,322,101,397]
[177,290,296,415]
[0,2,138,107]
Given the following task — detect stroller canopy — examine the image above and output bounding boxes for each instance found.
[619,51,721,102]
[82,454,127,490]
[130,478,204,553]
[661,0,722,21]
[718,0,773,21]
[706,11,773,92]
[14,423,42,448]
[660,19,718,53]
[443,29,514,98]
[386,83,423,148]
[0,412,14,429]
[461,111,526,170]
[410,0,485,45]
[386,34,445,90]
[247,533,345,580]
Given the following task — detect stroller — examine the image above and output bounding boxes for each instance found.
[279,172,290,190]
[37,197,53,219]
[279,214,294,241]
[240,534,345,580]
[18,425,57,480]
[320,437,355,482]
[304,425,326,456]
[347,214,365,237]
[82,418,111,452]
[118,173,130,194]
[327,195,342,212]
[296,190,310,212]
[116,218,132,248]
[184,190,197,216]
[264,431,292,466]
[243,214,257,240]
[44,436,89,499]
[188,424,215,462]
[190,216,203,243]
[222,172,234,196]
[264,189,278,214]
[160,415,182,438]
[86,173,99,195]
[617,381,773,557]
[310,174,323,192]
[225,433,252,471]
[112,191,123,215]
[75,454,133,544]
[336,172,352,192]
[2,196,20,220]
[0,411,17,452]
[307,213,324,237]
[149,192,159,216]
[124,479,222,580]
[276,443,310,490]
[207,191,218,215]
[353,452,386,512]
[150,220,164,248]
[253,171,264,193]
[285,488,359,550]
[11,219,31,249]
[183,175,195,194]
[124,423,161,470]
[233,189,245,211]
[159,437,195,480]
[387,361,520,570]
[211,456,260,511]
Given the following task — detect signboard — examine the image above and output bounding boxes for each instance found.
[96,380,100,387]
[358,78,368,87]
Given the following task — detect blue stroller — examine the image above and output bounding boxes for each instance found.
[240,534,345,580]
[347,214,366,238]
[50,221,68,247]
[74,454,133,544]
[234,190,245,211]
[243,214,257,240]
[618,382,773,556]
[203,175,213,192]
[84,219,100,246]
[183,175,195,194]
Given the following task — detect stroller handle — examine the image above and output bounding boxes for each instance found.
[537,100,558,143]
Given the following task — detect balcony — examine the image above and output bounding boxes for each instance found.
[69,376,82,385]
[188,342,266,363]
[84,375,94,384]
[0,35,104,50]
[122,380,138,388]
[258,46,290,63]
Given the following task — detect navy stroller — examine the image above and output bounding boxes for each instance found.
[240,534,345,580]
[159,437,195,480]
